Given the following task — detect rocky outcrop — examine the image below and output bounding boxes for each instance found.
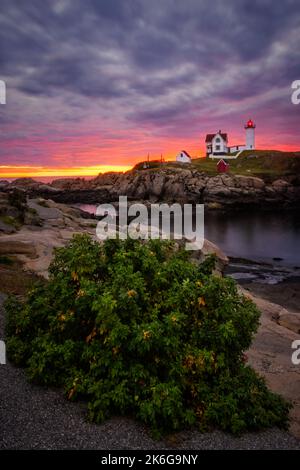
[0,197,97,277]
[0,240,37,258]
[189,239,229,276]
[247,291,300,335]
[0,189,43,233]
[5,169,300,208]
[277,312,300,334]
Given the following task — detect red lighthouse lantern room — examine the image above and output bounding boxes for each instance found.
[244,119,256,129]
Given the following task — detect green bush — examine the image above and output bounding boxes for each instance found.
[5,234,290,436]
[0,215,20,228]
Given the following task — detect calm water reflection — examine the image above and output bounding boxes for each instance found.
[205,211,300,267]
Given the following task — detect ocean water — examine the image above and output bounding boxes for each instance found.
[204,210,300,268]
[77,204,300,284]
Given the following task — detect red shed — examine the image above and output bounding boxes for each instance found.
[217,159,229,173]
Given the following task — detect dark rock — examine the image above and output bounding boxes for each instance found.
[0,220,17,234]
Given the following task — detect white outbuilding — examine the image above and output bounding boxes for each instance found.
[176,150,192,163]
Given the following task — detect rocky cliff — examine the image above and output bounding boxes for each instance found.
[3,168,300,208]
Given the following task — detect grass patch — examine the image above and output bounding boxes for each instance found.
[134,150,300,180]
[0,215,20,229]
[191,150,300,178]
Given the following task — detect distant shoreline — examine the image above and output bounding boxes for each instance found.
[0,176,95,184]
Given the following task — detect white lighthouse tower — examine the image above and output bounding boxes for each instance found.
[244,119,256,150]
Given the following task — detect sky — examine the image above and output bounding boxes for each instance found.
[0,0,300,178]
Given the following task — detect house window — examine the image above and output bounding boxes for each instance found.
[215,145,220,151]
[215,137,221,143]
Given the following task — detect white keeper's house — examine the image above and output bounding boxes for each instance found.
[206,119,256,159]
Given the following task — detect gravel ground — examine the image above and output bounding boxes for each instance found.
[0,292,299,450]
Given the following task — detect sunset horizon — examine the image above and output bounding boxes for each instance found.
[1,141,300,180]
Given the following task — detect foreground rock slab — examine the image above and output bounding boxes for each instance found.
[244,290,300,439]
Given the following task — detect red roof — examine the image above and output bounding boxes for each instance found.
[217,159,229,166]
[205,133,228,143]
[217,159,229,172]
[181,150,192,158]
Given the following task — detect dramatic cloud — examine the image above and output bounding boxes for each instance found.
[0,0,300,173]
